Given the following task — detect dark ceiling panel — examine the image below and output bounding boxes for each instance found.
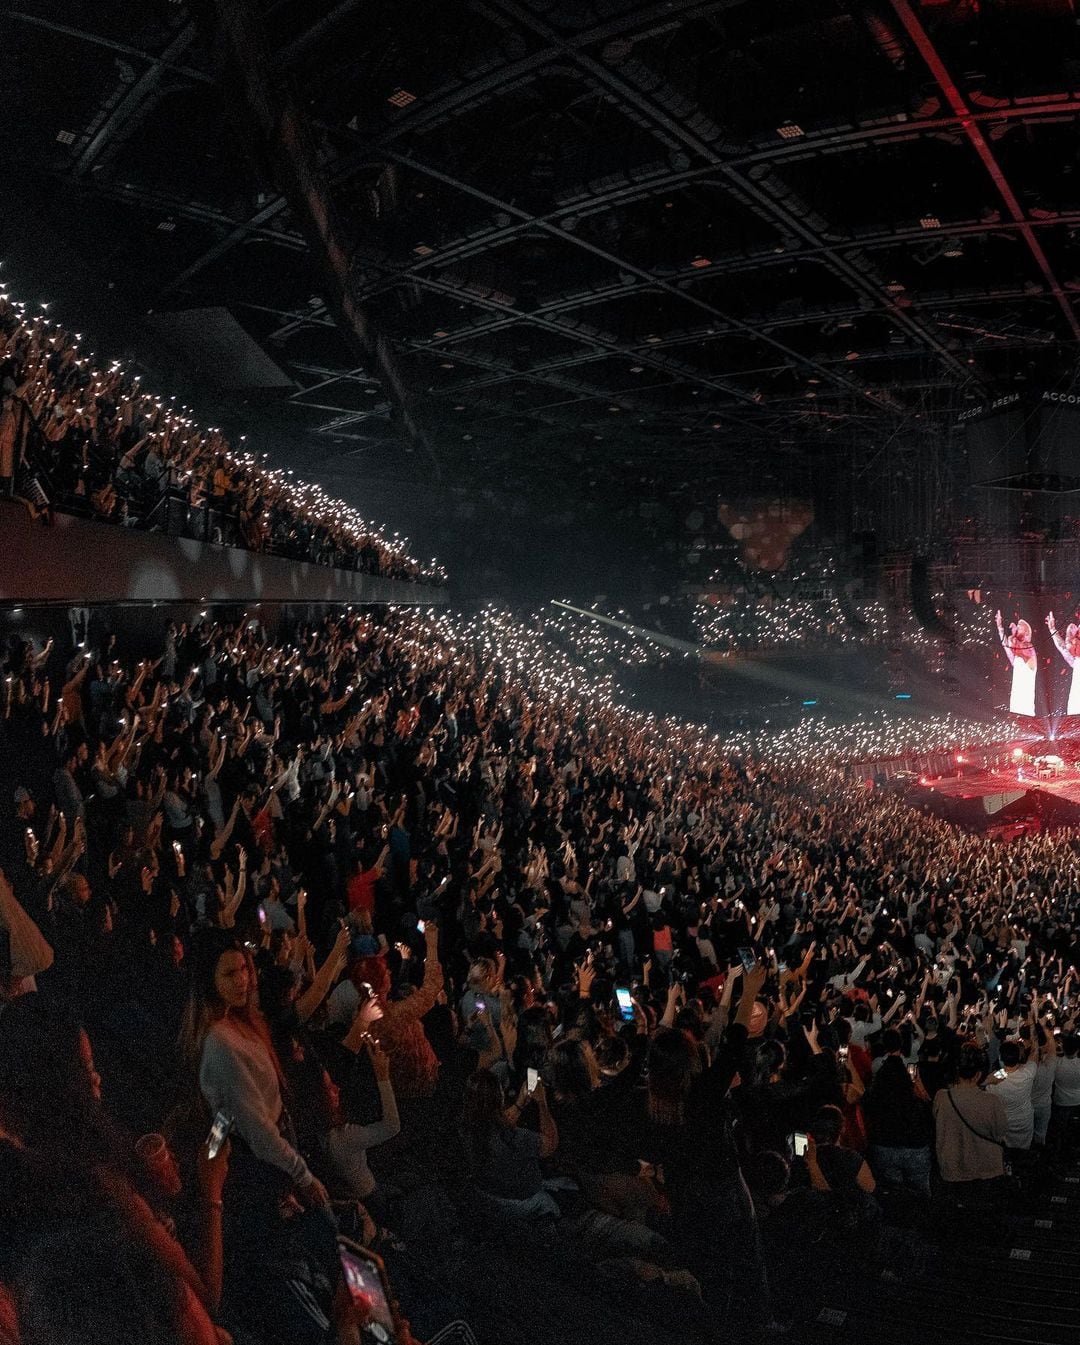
[3,0,1080,474]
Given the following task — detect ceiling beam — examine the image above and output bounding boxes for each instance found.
[3,10,213,83]
[211,0,440,472]
[400,268,770,417]
[71,23,199,178]
[477,0,981,391]
[376,149,887,411]
[888,0,1080,343]
[133,0,749,299]
[349,159,1080,307]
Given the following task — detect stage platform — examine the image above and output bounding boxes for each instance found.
[912,760,1080,829]
[926,768,1080,808]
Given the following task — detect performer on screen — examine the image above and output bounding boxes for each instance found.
[1046,611,1080,715]
[995,610,1037,716]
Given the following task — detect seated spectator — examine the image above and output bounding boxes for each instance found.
[461,1067,559,1219]
[805,1104,876,1196]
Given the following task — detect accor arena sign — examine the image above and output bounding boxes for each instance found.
[956,392,1022,425]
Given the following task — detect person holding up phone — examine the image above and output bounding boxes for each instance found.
[195,1122,230,1314]
[322,1038,401,1208]
[460,1067,559,1220]
[862,1053,933,1198]
[183,931,331,1210]
[360,920,445,1100]
[932,1043,1009,1190]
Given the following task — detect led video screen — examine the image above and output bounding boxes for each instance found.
[994,601,1080,718]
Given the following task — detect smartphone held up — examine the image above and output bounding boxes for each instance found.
[339,1238,397,1344]
[207,1110,232,1160]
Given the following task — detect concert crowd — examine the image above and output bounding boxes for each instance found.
[1,601,1078,1344]
[0,293,444,585]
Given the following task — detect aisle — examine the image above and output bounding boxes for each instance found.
[804,1166,1080,1345]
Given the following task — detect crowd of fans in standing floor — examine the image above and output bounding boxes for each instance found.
[2,601,1080,1344]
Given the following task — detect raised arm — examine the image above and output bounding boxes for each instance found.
[209,797,241,861]
[1047,613,1076,668]
[996,610,1016,666]
[296,923,351,1023]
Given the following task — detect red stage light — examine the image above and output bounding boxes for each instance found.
[956,753,965,764]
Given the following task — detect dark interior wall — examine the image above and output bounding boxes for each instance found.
[309,468,665,606]
[0,174,178,383]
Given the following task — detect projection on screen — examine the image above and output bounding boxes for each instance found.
[1046,611,1080,717]
[995,609,1037,717]
[992,603,1080,720]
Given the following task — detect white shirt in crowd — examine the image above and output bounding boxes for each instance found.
[850,1013,882,1046]
[990,1059,1036,1149]
[1053,1055,1080,1108]
[1031,1054,1057,1112]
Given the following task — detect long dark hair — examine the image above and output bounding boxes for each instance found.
[14,1208,194,1345]
[866,1054,932,1146]
[179,928,274,1077]
[866,1054,916,1110]
[461,1068,508,1168]
[0,997,122,1174]
[547,1039,599,1104]
[647,1028,694,1126]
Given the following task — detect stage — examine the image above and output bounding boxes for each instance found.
[910,752,1080,831]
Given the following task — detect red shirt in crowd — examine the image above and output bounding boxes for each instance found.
[347,867,380,915]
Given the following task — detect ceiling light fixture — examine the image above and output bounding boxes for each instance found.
[690,257,712,269]
[388,89,416,108]
[776,122,804,140]
[413,243,434,256]
[919,216,942,229]
[55,130,76,145]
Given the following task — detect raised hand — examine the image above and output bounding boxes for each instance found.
[576,956,597,998]
[745,961,769,997]
[365,1037,391,1081]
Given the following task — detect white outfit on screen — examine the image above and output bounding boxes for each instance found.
[1010,655,1036,716]
[999,618,1037,717]
[1050,629,1080,715]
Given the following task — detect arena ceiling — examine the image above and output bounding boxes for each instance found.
[4,0,1080,487]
